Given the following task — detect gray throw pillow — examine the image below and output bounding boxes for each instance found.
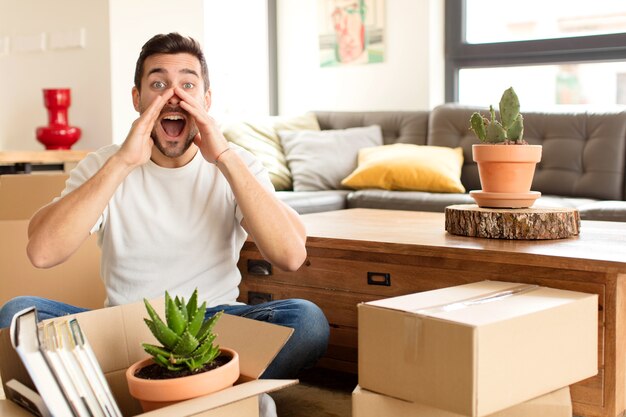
[279,125,383,191]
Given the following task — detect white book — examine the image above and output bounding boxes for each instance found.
[9,307,74,417]
[9,308,123,417]
[40,321,91,417]
[55,320,107,417]
[68,318,123,417]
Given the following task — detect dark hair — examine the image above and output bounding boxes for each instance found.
[134,33,210,92]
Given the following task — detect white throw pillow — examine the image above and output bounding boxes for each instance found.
[222,112,321,191]
[279,125,383,191]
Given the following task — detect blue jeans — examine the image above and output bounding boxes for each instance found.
[0,297,329,379]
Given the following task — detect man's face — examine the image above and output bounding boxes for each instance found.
[132,53,210,159]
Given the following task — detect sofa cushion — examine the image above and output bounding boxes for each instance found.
[222,112,320,191]
[276,190,351,214]
[347,189,474,212]
[533,195,597,209]
[577,201,626,222]
[279,125,383,191]
[519,195,626,221]
[342,144,465,193]
[315,111,430,146]
[428,104,626,200]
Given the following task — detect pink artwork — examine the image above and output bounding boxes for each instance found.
[318,0,385,67]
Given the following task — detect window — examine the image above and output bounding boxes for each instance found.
[445,0,626,107]
[204,0,276,118]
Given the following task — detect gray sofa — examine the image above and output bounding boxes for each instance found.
[273,104,626,222]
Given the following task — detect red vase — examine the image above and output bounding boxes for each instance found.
[36,88,82,150]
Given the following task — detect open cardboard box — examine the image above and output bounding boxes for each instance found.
[352,385,572,417]
[0,173,105,402]
[358,280,597,417]
[0,297,297,416]
[0,172,105,310]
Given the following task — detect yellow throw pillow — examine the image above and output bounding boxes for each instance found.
[222,112,320,191]
[341,144,466,193]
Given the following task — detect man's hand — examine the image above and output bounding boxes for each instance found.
[26,87,174,268]
[118,89,174,168]
[176,87,229,163]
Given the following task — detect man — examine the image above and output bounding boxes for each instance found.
[0,33,329,383]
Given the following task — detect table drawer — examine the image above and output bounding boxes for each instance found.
[239,252,606,322]
[238,248,608,417]
[237,281,360,370]
[571,370,604,408]
[238,279,374,328]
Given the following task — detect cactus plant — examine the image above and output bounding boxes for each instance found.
[142,289,222,372]
[469,87,526,144]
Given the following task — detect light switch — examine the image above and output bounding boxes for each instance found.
[0,37,8,56]
[12,33,46,53]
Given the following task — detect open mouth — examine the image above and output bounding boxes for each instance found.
[160,114,187,138]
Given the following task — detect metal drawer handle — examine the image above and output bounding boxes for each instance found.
[367,272,391,286]
[247,259,272,276]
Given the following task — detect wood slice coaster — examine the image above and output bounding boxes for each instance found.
[445,204,580,240]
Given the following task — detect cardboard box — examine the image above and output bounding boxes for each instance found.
[0,171,105,402]
[0,298,297,416]
[352,385,572,417]
[358,280,597,417]
[0,172,104,309]
[0,400,34,416]
[0,173,69,220]
[0,220,104,309]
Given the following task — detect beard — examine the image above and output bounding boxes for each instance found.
[150,124,198,158]
[150,105,199,158]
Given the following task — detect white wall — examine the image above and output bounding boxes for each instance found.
[0,0,112,151]
[276,0,444,114]
[108,0,204,145]
[0,0,204,151]
[0,0,444,150]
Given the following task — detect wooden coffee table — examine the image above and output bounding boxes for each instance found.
[237,208,626,417]
[0,150,90,174]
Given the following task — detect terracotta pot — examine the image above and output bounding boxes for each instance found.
[471,144,542,208]
[125,347,240,412]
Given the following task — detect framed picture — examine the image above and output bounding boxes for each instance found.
[318,0,385,67]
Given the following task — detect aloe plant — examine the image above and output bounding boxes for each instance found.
[469,87,526,144]
[142,289,222,372]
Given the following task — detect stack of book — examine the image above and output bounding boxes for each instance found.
[6,307,122,417]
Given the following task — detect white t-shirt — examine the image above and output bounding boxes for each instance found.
[58,144,273,307]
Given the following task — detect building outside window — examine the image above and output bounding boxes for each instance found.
[446,0,626,107]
